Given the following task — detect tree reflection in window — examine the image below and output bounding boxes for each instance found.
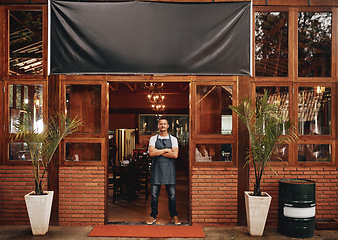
[255,12,288,77]
[298,87,331,135]
[298,12,332,77]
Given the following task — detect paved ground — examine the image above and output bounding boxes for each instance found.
[0,225,337,240]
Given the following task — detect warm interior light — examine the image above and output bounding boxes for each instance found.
[144,83,166,111]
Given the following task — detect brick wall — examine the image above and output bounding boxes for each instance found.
[0,165,47,225]
[191,166,237,225]
[249,166,338,225]
[59,166,105,225]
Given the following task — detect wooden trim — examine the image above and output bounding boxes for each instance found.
[193,75,236,82]
[0,7,5,77]
[59,74,193,82]
[0,81,3,165]
[103,81,109,224]
[191,80,237,140]
[297,138,336,166]
[5,5,47,80]
[60,137,106,166]
[3,80,47,165]
[47,74,61,225]
[61,80,107,138]
[290,7,297,81]
[236,75,250,226]
[332,8,337,80]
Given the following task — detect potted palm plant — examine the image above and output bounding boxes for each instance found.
[12,109,82,235]
[230,90,298,236]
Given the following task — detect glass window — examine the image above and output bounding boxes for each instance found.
[65,143,101,162]
[256,86,289,119]
[298,144,331,162]
[270,144,289,162]
[195,85,233,135]
[196,144,232,162]
[255,12,288,77]
[10,10,43,75]
[66,85,101,134]
[298,87,331,135]
[256,86,290,162]
[139,114,189,146]
[298,12,332,77]
[9,142,33,161]
[9,84,43,134]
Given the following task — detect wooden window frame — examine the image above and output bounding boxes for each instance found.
[3,80,47,165]
[60,138,107,166]
[295,7,335,82]
[296,139,336,166]
[5,5,48,80]
[190,77,237,166]
[294,82,336,166]
[294,82,336,139]
[253,7,291,79]
[60,80,109,166]
[61,80,108,139]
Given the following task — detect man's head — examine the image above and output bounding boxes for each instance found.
[158,117,169,133]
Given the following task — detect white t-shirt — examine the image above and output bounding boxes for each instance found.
[149,134,178,148]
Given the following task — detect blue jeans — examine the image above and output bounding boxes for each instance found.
[150,184,178,218]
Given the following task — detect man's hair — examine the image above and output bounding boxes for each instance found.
[158,116,168,123]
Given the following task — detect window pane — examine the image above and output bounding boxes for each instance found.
[65,143,101,162]
[10,10,43,75]
[298,12,332,77]
[196,144,232,162]
[298,144,331,162]
[298,87,331,135]
[270,144,289,162]
[256,86,289,118]
[139,114,189,146]
[255,12,288,77]
[9,84,43,133]
[195,85,233,135]
[9,142,35,161]
[66,85,101,134]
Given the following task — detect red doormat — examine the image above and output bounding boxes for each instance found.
[89,225,205,238]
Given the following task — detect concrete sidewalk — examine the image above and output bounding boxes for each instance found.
[0,225,337,240]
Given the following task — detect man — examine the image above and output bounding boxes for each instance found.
[146,117,181,225]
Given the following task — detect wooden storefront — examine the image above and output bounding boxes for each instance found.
[0,0,337,226]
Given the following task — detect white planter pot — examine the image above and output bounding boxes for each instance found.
[245,191,272,236]
[24,191,54,235]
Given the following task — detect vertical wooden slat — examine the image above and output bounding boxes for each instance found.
[47,74,61,225]
[236,76,251,226]
[289,7,297,82]
[102,80,109,224]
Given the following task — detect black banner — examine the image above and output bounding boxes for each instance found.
[49,1,251,75]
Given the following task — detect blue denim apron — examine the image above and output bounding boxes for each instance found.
[150,134,176,185]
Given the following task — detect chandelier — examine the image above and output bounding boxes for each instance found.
[143,83,166,111]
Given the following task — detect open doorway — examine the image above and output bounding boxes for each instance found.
[108,82,189,224]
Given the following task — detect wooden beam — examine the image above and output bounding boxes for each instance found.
[126,83,136,92]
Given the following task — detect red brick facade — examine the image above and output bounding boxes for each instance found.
[0,166,47,225]
[1,164,337,225]
[249,166,338,225]
[59,166,105,225]
[191,167,238,225]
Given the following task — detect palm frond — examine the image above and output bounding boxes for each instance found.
[11,109,83,195]
[230,90,298,196]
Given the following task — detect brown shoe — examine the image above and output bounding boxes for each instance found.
[172,216,181,225]
[146,216,156,225]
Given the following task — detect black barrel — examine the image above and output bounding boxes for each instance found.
[278,179,316,238]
